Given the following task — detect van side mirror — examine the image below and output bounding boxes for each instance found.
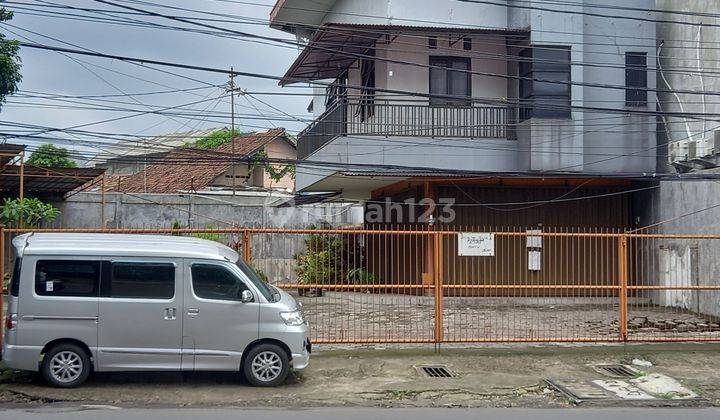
[240,290,254,303]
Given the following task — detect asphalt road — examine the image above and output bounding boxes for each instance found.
[1,407,719,419]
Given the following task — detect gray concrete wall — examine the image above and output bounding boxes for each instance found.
[657,0,720,164]
[51,192,363,229]
[49,192,364,284]
[635,176,720,318]
[639,2,720,318]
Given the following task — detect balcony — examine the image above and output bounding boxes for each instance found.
[298,100,517,159]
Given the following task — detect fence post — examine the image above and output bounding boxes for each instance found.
[0,225,4,346]
[242,229,252,263]
[433,231,444,345]
[618,234,629,342]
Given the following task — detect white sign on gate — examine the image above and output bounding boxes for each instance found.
[458,233,495,257]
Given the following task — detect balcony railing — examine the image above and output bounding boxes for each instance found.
[298,100,517,159]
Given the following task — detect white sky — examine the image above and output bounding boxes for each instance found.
[0,0,312,163]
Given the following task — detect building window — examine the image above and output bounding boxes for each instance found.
[35,260,100,297]
[428,36,437,49]
[108,262,175,299]
[463,37,472,51]
[626,52,648,107]
[429,56,471,106]
[519,46,571,120]
[191,263,249,301]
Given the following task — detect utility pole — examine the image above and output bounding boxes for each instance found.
[229,67,236,196]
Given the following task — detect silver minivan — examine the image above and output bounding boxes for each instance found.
[2,233,310,388]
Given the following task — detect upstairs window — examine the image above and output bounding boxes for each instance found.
[519,46,571,120]
[626,52,648,107]
[463,37,472,51]
[429,56,471,106]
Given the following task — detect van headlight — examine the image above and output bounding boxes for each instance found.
[280,310,305,326]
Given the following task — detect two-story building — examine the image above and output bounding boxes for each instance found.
[271,0,657,230]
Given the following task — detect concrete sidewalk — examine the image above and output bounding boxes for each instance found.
[1,344,719,409]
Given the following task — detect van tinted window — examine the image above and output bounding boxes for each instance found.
[9,257,21,297]
[191,263,248,301]
[35,260,100,297]
[110,262,175,299]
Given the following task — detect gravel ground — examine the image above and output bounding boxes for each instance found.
[297,292,720,343]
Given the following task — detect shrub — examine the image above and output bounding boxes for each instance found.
[346,268,380,285]
[295,233,343,285]
[0,197,60,228]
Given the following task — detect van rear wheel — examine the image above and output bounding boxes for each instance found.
[243,343,289,387]
[41,343,91,388]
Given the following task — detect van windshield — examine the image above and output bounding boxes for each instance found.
[236,259,276,302]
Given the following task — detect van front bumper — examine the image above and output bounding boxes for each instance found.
[291,338,311,370]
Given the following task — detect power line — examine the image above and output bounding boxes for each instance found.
[20,41,720,121]
[90,0,720,98]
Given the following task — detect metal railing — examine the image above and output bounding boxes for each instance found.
[2,226,719,346]
[298,100,517,159]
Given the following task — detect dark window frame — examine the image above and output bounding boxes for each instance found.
[428,36,437,49]
[34,259,101,297]
[625,52,648,107]
[104,261,175,300]
[463,37,472,51]
[518,46,571,120]
[357,47,376,122]
[9,257,21,296]
[325,71,348,109]
[190,262,250,302]
[429,56,472,106]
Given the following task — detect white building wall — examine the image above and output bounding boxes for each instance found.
[325,0,507,29]
[292,0,658,191]
[657,0,720,165]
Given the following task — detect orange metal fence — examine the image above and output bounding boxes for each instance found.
[2,227,720,345]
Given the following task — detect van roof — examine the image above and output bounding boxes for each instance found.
[12,233,240,262]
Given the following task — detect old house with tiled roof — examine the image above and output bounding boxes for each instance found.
[106,128,296,194]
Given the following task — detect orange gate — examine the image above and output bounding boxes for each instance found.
[2,227,720,345]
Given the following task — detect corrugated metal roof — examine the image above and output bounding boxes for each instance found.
[0,165,106,194]
[281,23,527,85]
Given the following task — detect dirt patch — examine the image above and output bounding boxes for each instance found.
[298,293,720,343]
[2,344,719,409]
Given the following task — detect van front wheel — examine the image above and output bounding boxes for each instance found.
[41,343,91,388]
[243,343,289,387]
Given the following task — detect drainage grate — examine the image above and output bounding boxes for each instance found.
[415,365,456,378]
[591,364,640,378]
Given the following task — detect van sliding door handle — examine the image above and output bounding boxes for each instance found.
[187,308,200,316]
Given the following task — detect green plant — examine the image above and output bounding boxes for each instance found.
[249,261,269,283]
[184,128,244,149]
[171,221,222,242]
[295,232,343,285]
[346,268,380,285]
[171,220,183,235]
[0,8,22,110]
[0,197,60,228]
[26,144,77,168]
[248,150,296,184]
